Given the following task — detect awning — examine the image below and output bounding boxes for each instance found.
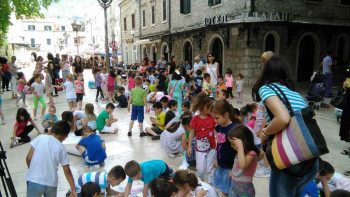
[135,39,151,45]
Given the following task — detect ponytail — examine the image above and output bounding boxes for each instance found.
[173,170,198,189]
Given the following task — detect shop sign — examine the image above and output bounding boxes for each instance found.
[204,14,229,26]
[241,12,293,22]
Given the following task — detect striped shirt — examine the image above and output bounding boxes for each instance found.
[75,172,108,196]
[258,83,306,122]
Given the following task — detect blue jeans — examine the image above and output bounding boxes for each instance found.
[62,70,70,82]
[27,181,57,197]
[269,159,319,197]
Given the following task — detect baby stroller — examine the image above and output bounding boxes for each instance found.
[305,72,326,110]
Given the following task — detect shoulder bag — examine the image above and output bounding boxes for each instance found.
[170,80,179,98]
[264,84,329,171]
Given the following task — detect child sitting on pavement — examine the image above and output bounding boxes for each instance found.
[145,102,165,140]
[41,105,58,133]
[96,103,118,134]
[76,127,107,168]
[124,160,174,197]
[113,87,128,108]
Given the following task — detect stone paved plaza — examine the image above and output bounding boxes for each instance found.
[0,66,349,196]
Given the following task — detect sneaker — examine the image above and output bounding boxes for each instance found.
[168,153,176,158]
[10,139,18,148]
[1,120,6,125]
[14,102,19,107]
[81,162,90,168]
[23,104,28,108]
[151,135,160,140]
[254,167,270,178]
[140,132,147,137]
[128,132,132,136]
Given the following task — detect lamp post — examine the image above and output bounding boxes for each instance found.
[98,0,113,72]
[71,21,82,55]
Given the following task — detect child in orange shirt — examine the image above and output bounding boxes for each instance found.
[217,75,227,91]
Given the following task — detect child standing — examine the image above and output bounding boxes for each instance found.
[128,71,136,91]
[16,72,27,107]
[100,68,109,100]
[211,100,239,197]
[61,74,77,111]
[173,170,218,197]
[194,70,204,94]
[95,69,104,102]
[10,108,41,148]
[235,74,244,103]
[107,70,117,101]
[225,69,234,99]
[0,91,5,124]
[96,103,118,134]
[25,121,76,196]
[31,74,46,120]
[42,105,58,133]
[187,93,216,185]
[228,125,259,197]
[43,67,54,105]
[145,102,165,140]
[124,160,174,197]
[128,77,147,137]
[74,73,85,110]
[76,127,107,167]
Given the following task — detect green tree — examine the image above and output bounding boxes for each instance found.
[0,0,59,46]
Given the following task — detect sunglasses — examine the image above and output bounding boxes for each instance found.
[208,56,213,57]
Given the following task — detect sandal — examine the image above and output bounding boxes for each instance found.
[344,171,350,176]
[341,150,349,155]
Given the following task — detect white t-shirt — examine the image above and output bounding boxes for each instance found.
[73,110,85,120]
[64,81,77,99]
[100,73,109,82]
[190,181,218,197]
[193,61,204,73]
[25,135,69,187]
[31,82,45,97]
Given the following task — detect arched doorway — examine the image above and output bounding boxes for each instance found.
[297,35,315,82]
[161,43,169,61]
[337,35,348,66]
[151,45,157,62]
[142,45,147,59]
[265,34,275,52]
[211,38,223,75]
[183,41,193,65]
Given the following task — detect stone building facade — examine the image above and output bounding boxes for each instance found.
[120,0,350,84]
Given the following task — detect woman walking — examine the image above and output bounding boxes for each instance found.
[205,53,219,85]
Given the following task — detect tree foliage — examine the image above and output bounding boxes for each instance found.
[0,0,59,46]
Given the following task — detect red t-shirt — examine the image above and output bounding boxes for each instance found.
[190,115,216,152]
[74,80,84,93]
[15,117,32,136]
[1,62,9,73]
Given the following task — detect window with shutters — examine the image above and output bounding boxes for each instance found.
[31,38,35,47]
[340,0,350,5]
[180,0,191,14]
[151,5,155,25]
[28,25,35,31]
[47,39,51,45]
[61,26,66,31]
[162,0,167,21]
[132,14,135,29]
[124,17,127,31]
[142,9,146,27]
[208,0,221,6]
[44,26,52,31]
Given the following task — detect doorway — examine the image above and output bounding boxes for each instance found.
[162,44,169,61]
[151,45,156,62]
[184,41,193,66]
[297,35,315,82]
[265,34,275,52]
[211,38,223,75]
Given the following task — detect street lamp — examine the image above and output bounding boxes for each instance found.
[71,21,82,55]
[98,0,113,72]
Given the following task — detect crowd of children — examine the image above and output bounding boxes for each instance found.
[4,56,349,197]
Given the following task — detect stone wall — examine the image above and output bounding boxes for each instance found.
[140,0,170,37]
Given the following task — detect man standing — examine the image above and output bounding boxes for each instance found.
[157,55,167,69]
[198,53,206,64]
[323,50,334,98]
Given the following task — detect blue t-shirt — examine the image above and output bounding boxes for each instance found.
[194,76,203,92]
[128,160,166,184]
[43,114,58,122]
[95,75,102,87]
[78,134,106,162]
[300,180,319,197]
[322,55,332,74]
[215,123,236,169]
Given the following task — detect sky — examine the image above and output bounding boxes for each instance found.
[42,0,100,20]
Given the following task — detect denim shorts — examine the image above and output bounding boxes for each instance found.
[67,98,76,103]
[131,105,144,123]
[27,181,57,197]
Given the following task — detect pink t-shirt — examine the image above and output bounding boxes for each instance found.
[231,150,257,184]
[15,117,32,136]
[74,80,84,93]
[128,77,135,91]
[225,75,234,87]
[17,77,27,91]
[107,75,115,87]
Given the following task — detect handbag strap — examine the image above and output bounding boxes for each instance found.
[206,63,218,83]
[267,84,295,117]
[170,80,179,97]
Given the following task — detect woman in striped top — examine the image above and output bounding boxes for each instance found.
[252,56,319,197]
